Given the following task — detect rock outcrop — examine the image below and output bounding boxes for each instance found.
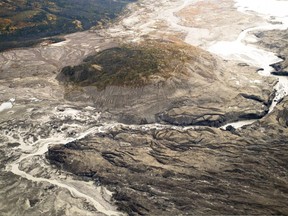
[47,97,288,215]
[256,29,288,76]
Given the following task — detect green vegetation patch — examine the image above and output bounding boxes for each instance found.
[58,41,192,89]
[0,0,135,51]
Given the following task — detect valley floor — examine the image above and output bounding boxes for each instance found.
[0,0,288,215]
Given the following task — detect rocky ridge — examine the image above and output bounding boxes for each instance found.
[47,96,288,215]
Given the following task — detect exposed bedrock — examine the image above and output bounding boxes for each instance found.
[47,97,288,215]
[57,40,275,126]
[255,29,288,76]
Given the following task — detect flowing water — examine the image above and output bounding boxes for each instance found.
[209,0,288,128]
[1,0,288,214]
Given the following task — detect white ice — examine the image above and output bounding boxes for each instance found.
[0,98,15,113]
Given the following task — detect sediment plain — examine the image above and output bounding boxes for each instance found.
[0,0,288,215]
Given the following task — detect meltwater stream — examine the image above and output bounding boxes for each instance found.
[4,123,123,216]
[153,0,288,129]
[1,0,288,214]
[2,102,201,215]
[208,0,288,128]
[142,0,288,129]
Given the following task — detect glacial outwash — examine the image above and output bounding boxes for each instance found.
[0,0,288,215]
